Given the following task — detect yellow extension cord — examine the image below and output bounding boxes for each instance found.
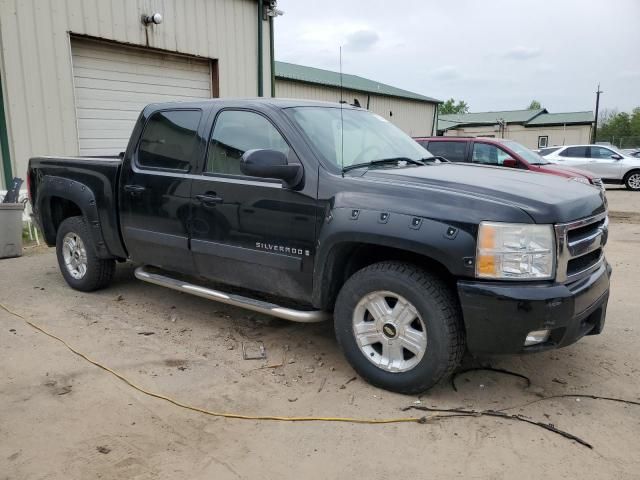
[1,302,431,425]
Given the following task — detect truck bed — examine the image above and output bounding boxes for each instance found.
[28,155,126,259]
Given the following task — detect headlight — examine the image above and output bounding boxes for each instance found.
[476,222,555,280]
[570,176,591,185]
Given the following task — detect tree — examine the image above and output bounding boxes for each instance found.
[527,100,542,110]
[439,98,469,115]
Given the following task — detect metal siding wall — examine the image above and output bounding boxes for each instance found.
[445,124,593,148]
[0,0,267,177]
[275,79,436,137]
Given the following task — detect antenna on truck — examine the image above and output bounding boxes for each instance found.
[340,46,345,176]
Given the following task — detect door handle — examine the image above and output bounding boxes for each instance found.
[196,193,223,205]
[124,184,146,193]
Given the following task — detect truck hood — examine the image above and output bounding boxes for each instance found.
[361,163,606,224]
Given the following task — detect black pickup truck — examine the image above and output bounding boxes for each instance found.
[28,99,611,393]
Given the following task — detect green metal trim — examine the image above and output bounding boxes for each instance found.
[0,70,12,188]
[257,1,264,97]
[269,15,275,97]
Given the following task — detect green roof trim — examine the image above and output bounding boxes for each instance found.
[440,109,545,125]
[525,111,594,126]
[274,61,441,104]
[438,108,594,131]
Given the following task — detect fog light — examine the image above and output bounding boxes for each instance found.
[524,329,550,346]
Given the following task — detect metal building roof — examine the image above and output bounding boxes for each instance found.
[274,61,441,104]
[439,109,545,125]
[438,108,594,131]
[525,111,594,126]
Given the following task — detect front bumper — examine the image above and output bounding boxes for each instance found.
[457,260,611,355]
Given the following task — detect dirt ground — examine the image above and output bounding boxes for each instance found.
[2,189,640,480]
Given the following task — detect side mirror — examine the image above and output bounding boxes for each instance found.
[502,158,518,168]
[611,154,623,160]
[240,149,303,188]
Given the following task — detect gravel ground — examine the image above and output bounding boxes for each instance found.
[1,199,639,479]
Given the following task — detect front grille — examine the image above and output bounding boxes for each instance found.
[567,248,602,276]
[555,212,608,282]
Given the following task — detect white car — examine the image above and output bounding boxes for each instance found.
[542,144,640,191]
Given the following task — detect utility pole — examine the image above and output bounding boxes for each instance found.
[592,83,603,143]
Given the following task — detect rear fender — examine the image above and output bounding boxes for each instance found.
[38,176,112,258]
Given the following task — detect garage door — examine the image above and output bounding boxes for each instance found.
[71,38,212,156]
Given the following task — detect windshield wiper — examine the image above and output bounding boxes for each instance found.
[342,157,427,173]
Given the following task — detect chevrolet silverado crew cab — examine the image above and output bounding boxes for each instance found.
[28,99,611,394]
[414,136,604,190]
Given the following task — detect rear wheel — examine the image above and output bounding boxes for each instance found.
[334,261,465,394]
[624,170,640,191]
[56,216,115,291]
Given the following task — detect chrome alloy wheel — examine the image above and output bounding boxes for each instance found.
[628,173,640,190]
[352,291,427,373]
[62,232,88,280]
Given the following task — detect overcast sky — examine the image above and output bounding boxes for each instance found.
[274,0,640,114]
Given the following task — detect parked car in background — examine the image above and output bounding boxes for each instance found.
[621,148,640,158]
[413,137,603,190]
[542,145,640,191]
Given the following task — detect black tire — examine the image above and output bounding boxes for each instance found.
[334,261,465,394]
[624,170,640,191]
[56,216,115,292]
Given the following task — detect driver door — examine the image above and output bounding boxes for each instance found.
[189,108,319,302]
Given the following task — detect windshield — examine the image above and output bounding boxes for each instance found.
[501,140,548,165]
[285,107,433,171]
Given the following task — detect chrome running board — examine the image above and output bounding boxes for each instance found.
[134,266,330,323]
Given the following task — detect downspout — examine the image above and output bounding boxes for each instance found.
[269,14,275,97]
[257,0,264,97]
[432,104,439,136]
[0,71,12,188]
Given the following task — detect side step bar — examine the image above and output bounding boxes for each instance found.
[134,266,330,323]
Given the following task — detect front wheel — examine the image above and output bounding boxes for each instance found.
[56,216,115,292]
[334,262,465,394]
[624,171,640,191]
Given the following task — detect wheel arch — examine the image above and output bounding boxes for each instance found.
[37,176,113,258]
[312,237,460,311]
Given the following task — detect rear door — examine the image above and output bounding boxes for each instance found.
[424,141,469,163]
[189,108,318,301]
[586,146,623,179]
[120,109,206,274]
[554,146,590,169]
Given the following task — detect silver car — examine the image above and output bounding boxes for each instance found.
[542,144,640,191]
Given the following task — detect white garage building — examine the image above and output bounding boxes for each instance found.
[0,0,277,187]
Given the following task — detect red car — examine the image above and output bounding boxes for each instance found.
[414,136,603,190]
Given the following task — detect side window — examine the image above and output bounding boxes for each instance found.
[560,146,588,157]
[471,143,511,165]
[589,146,615,159]
[416,140,429,149]
[427,141,467,162]
[206,110,290,176]
[138,110,202,171]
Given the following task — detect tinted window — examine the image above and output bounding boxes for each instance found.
[471,143,511,165]
[207,110,290,176]
[138,110,202,170]
[589,146,615,159]
[560,146,588,157]
[426,141,467,162]
[539,147,561,156]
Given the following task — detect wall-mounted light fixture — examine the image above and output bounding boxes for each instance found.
[142,13,163,25]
